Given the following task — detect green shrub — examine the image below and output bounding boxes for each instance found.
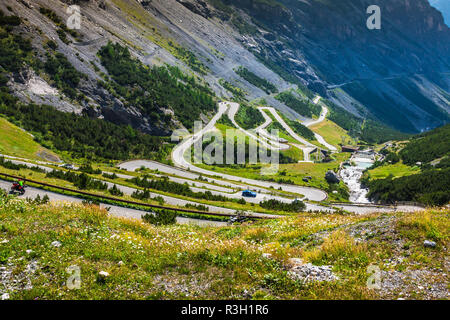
[44,52,84,99]
[46,170,108,191]
[79,164,102,175]
[275,91,320,118]
[260,199,306,212]
[400,124,450,166]
[102,172,118,179]
[109,184,124,197]
[142,210,177,226]
[235,66,278,94]
[98,42,216,129]
[235,104,265,129]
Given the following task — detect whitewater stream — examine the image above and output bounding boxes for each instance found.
[340,157,374,203]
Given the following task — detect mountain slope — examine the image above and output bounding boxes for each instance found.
[0,117,59,162]
[429,0,450,26]
[1,0,449,140]
[1,0,220,135]
[363,124,450,205]
[202,0,450,132]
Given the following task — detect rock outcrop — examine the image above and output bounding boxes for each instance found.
[2,0,449,135]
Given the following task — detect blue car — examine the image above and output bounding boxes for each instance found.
[242,190,257,198]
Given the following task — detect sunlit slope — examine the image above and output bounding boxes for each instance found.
[0,117,59,162]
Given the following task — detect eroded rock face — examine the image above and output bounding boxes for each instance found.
[176,0,212,19]
[206,0,450,132]
[5,0,449,136]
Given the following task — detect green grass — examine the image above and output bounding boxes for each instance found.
[309,119,355,149]
[281,146,303,162]
[2,194,446,299]
[0,117,59,162]
[0,164,297,216]
[279,153,351,195]
[366,162,420,180]
[198,152,351,201]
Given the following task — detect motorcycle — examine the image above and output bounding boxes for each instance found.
[10,182,26,195]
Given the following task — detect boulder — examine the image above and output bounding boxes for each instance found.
[97,271,110,283]
[289,263,339,283]
[51,241,62,248]
[423,240,436,248]
[325,170,340,184]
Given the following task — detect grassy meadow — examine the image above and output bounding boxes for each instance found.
[0,194,447,300]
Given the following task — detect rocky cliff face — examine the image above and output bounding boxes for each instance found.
[214,0,450,81]
[429,0,450,26]
[200,0,450,132]
[2,0,449,135]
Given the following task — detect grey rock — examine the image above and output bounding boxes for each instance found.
[423,240,437,248]
[289,263,339,283]
[51,241,62,248]
[98,271,109,278]
[97,271,110,283]
[176,0,212,19]
[325,170,340,184]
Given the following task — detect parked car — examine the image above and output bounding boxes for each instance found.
[242,190,257,198]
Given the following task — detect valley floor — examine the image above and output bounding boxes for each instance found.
[0,99,426,221]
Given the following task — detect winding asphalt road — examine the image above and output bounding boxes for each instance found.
[119,160,245,190]
[297,96,338,152]
[1,98,424,214]
[302,100,338,152]
[254,108,290,146]
[0,179,227,226]
[227,102,288,150]
[259,107,315,148]
[1,157,284,218]
[170,102,328,202]
[257,107,315,163]
[1,157,424,215]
